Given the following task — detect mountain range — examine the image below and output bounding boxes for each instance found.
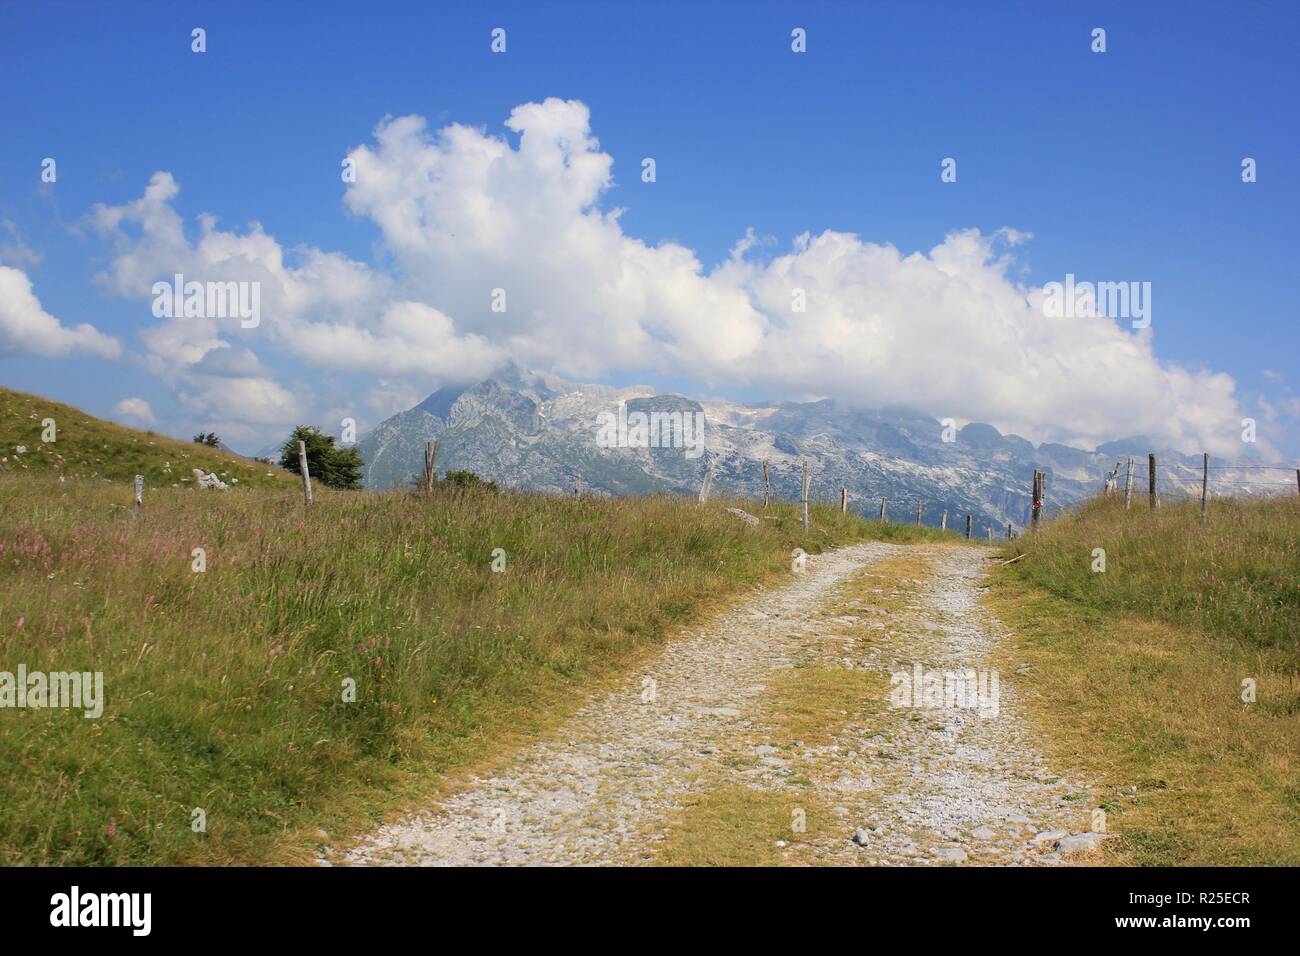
[351,365,1273,532]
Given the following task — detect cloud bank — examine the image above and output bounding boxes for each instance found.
[84,97,1252,455]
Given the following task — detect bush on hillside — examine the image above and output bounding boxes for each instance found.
[278,425,364,490]
[442,469,499,492]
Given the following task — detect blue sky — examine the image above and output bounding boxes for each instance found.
[1,0,1297,459]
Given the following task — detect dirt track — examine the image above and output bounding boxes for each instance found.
[331,542,1100,866]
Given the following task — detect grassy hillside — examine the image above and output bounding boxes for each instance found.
[0,385,294,490]
[988,494,1299,865]
[0,437,957,865]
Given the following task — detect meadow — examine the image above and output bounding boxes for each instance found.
[988,494,1300,865]
[0,466,952,865]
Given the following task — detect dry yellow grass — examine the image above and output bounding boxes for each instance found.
[988,495,1299,865]
[763,663,889,751]
[653,587,899,866]
[651,784,834,867]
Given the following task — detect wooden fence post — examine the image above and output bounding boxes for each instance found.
[1201,453,1209,520]
[841,487,847,513]
[698,464,715,503]
[1148,453,1157,511]
[915,497,923,526]
[1103,461,1120,496]
[297,441,313,507]
[1031,470,1041,530]
[965,514,972,540]
[879,496,887,522]
[1296,468,1300,497]
[133,474,143,516]
[800,460,811,533]
[424,440,439,496]
[941,509,947,531]
[574,474,582,499]
[987,526,992,542]
[1123,457,1133,510]
[762,460,771,510]
[1007,522,1012,540]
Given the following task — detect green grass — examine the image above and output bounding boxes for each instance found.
[1003,494,1299,651]
[0,385,294,490]
[988,494,1299,865]
[0,459,954,865]
[840,518,963,545]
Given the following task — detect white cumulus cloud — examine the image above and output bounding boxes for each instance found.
[0,265,121,360]
[338,98,1251,454]
[112,397,156,426]
[84,98,1255,455]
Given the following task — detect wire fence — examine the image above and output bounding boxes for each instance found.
[1027,456,1299,533]
[736,455,1297,539]
[1093,458,1299,506]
